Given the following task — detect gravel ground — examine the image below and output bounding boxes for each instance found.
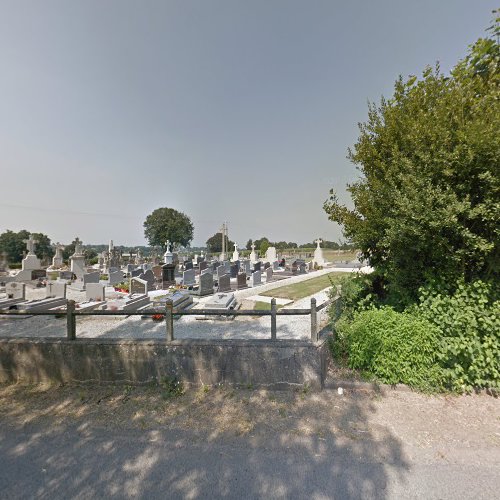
[0,277,336,340]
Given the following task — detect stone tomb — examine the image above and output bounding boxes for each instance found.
[83,271,100,286]
[218,274,231,293]
[46,281,67,299]
[251,270,262,287]
[196,271,214,296]
[230,264,239,278]
[266,267,273,282]
[108,270,123,286]
[6,282,26,300]
[140,269,155,291]
[130,277,148,295]
[205,293,237,310]
[183,269,196,286]
[162,264,176,288]
[86,283,105,302]
[236,272,248,290]
[199,261,208,272]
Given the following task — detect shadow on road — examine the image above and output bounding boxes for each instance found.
[0,384,410,498]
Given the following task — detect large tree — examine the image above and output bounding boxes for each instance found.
[143,208,194,249]
[0,230,53,263]
[324,19,499,304]
[206,232,234,254]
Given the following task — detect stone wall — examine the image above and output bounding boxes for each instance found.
[0,336,331,390]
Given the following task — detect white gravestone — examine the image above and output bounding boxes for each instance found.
[86,283,105,302]
[265,246,277,263]
[232,243,239,262]
[249,243,257,263]
[21,234,41,271]
[313,238,326,267]
[6,282,26,299]
[70,237,86,279]
[46,281,67,299]
[52,243,65,268]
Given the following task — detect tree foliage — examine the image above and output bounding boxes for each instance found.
[0,230,53,263]
[143,208,194,250]
[324,25,500,304]
[206,232,234,254]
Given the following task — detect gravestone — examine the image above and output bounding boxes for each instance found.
[218,273,231,292]
[152,265,163,279]
[70,237,86,279]
[264,262,270,269]
[59,271,73,280]
[108,270,123,286]
[236,272,248,289]
[205,293,236,310]
[83,271,100,286]
[253,262,261,272]
[230,264,239,278]
[140,269,155,291]
[130,277,148,295]
[249,243,257,263]
[183,269,196,286]
[232,243,239,262]
[184,261,193,271]
[217,265,227,279]
[241,260,251,275]
[312,238,326,267]
[197,271,214,296]
[86,283,105,302]
[46,281,67,299]
[251,270,261,286]
[265,246,277,263]
[21,234,41,271]
[52,243,65,268]
[299,262,308,274]
[266,267,273,282]
[199,261,208,272]
[126,264,136,274]
[6,282,26,300]
[273,261,279,270]
[131,268,142,278]
[32,270,46,280]
[162,263,176,288]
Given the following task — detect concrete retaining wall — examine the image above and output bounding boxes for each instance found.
[0,336,331,390]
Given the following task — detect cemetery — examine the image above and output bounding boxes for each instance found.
[0,233,365,388]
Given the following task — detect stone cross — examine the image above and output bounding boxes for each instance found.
[55,243,65,258]
[24,234,38,254]
[251,243,255,251]
[234,243,238,251]
[315,238,323,249]
[165,240,171,253]
[74,237,83,255]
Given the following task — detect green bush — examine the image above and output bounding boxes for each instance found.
[416,280,500,392]
[334,307,443,390]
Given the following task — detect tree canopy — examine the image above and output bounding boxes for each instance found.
[206,232,234,254]
[0,230,53,263]
[143,208,194,250]
[324,21,500,304]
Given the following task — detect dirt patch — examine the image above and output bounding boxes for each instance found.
[0,381,498,464]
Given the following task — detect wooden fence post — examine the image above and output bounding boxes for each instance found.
[66,300,76,340]
[165,299,174,341]
[310,297,317,342]
[270,298,277,340]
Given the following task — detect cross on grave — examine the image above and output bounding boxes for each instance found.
[315,238,323,249]
[23,234,38,255]
[74,237,83,255]
[251,243,255,251]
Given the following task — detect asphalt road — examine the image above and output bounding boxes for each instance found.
[1,422,498,499]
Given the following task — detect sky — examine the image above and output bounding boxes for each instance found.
[0,0,497,248]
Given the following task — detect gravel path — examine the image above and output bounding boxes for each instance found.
[0,268,347,340]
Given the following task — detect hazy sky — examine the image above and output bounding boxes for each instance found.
[0,1,496,247]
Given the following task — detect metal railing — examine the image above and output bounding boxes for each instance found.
[0,294,341,342]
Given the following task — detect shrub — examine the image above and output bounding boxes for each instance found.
[416,280,500,391]
[334,307,443,390]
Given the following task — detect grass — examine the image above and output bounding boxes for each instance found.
[253,301,284,311]
[260,272,343,301]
